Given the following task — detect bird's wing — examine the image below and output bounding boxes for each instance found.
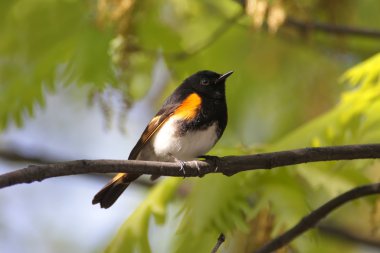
[128,105,176,160]
[128,92,202,160]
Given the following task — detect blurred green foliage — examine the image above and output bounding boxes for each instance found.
[105,178,181,253]
[1,0,380,253]
[0,0,115,129]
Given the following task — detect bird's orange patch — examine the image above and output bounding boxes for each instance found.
[174,93,202,120]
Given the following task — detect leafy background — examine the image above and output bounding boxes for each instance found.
[1,0,380,253]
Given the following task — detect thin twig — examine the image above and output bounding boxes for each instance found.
[169,10,245,60]
[211,233,225,253]
[0,144,380,189]
[134,10,244,60]
[284,17,380,39]
[254,183,380,253]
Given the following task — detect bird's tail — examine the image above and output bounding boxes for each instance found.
[92,173,140,208]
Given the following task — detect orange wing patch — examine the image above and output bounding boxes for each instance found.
[173,93,202,120]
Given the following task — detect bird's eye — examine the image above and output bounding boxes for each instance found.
[200,79,210,86]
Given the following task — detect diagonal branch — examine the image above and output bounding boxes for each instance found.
[0,144,380,189]
[254,182,380,253]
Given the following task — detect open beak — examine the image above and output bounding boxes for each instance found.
[216,71,234,83]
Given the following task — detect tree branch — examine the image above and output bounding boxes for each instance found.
[284,17,380,39]
[0,147,155,187]
[3,144,380,252]
[254,182,380,253]
[0,143,379,189]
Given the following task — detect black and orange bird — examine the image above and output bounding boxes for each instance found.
[92,70,233,208]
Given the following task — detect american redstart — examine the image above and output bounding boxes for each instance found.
[92,70,233,208]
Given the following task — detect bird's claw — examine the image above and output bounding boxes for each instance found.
[177,159,187,178]
[170,154,187,178]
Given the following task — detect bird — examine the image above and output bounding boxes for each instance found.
[92,70,233,208]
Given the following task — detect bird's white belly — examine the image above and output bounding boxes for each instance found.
[152,117,219,161]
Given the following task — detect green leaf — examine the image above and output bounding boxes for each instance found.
[0,0,116,130]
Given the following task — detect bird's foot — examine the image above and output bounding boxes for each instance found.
[178,159,186,178]
[170,154,187,178]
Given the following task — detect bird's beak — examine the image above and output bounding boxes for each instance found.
[216,71,234,83]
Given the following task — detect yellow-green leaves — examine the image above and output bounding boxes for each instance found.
[341,53,380,88]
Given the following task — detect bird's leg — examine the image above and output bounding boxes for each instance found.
[198,155,221,172]
[169,154,187,177]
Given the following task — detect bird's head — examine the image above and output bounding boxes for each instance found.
[182,70,233,99]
